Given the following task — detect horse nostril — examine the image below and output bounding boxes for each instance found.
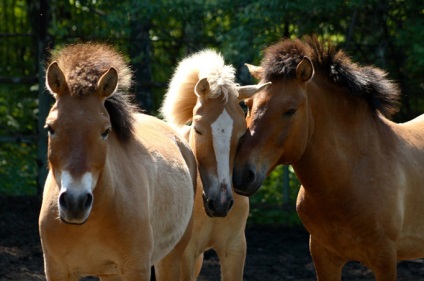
[83,193,93,210]
[247,168,256,185]
[59,192,68,210]
[228,199,234,212]
[207,199,214,210]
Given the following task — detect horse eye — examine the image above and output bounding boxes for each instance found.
[239,101,249,117]
[244,100,253,117]
[193,127,202,135]
[242,104,250,118]
[284,108,297,117]
[45,124,55,136]
[101,128,111,140]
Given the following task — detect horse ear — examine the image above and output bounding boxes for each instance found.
[98,67,118,98]
[46,62,67,96]
[296,56,314,83]
[245,63,263,80]
[194,77,210,98]
[237,82,271,100]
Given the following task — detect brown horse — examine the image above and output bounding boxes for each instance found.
[159,49,268,280]
[39,43,197,281]
[233,36,424,280]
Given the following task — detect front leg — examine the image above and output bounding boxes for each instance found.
[100,276,121,281]
[155,248,183,281]
[216,234,247,281]
[43,254,79,281]
[120,267,151,281]
[310,235,346,281]
[179,245,204,281]
[365,240,397,281]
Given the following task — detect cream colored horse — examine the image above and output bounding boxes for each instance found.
[38,43,196,281]
[158,50,269,280]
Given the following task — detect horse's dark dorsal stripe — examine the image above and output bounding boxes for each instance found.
[262,36,400,118]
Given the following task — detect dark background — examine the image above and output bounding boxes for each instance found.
[1,0,423,280]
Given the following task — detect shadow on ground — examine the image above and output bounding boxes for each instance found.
[1,196,423,280]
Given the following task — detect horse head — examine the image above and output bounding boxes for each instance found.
[45,62,118,224]
[191,77,269,217]
[233,57,314,196]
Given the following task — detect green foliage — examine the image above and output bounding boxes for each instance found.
[0,85,38,195]
[248,166,302,226]
[0,142,37,195]
[0,0,423,212]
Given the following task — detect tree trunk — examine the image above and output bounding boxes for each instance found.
[28,0,52,194]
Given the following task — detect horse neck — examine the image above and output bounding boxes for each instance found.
[293,76,393,195]
[187,127,204,190]
[92,134,128,210]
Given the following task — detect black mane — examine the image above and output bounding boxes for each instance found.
[261,35,401,117]
[104,93,137,142]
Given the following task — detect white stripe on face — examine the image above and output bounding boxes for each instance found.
[211,109,233,185]
[60,171,96,194]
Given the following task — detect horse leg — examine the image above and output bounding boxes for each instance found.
[100,276,121,281]
[310,236,346,281]
[178,243,205,281]
[365,242,397,281]
[155,252,182,281]
[194,252,204,278]
[370,262,397,281]
[44,270,79,281]
[43,256,78,281]
[215,234,247,281]
[120,267,151,281]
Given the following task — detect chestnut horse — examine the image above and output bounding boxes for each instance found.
[39,43,197,281]
[233,36,424,280]
[159,49,268,280]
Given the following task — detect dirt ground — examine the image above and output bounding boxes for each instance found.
[1,196,424,281]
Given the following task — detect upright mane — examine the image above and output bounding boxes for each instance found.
[48,43,137,141]
[261,36,401,117]
[160,49,237,126]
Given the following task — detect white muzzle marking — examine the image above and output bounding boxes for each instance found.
[57,171,96,224]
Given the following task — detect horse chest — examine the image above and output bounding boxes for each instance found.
[54,239,120,277]
[297,188,380,257]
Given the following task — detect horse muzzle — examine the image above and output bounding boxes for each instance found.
[232,164,265,196]
[58,190,93,224]
[202,183,234,218]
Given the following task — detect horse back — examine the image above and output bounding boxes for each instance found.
[395,113,424,151]
[383,114,424,258]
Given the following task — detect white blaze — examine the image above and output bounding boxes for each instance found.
[211,109,233,184]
